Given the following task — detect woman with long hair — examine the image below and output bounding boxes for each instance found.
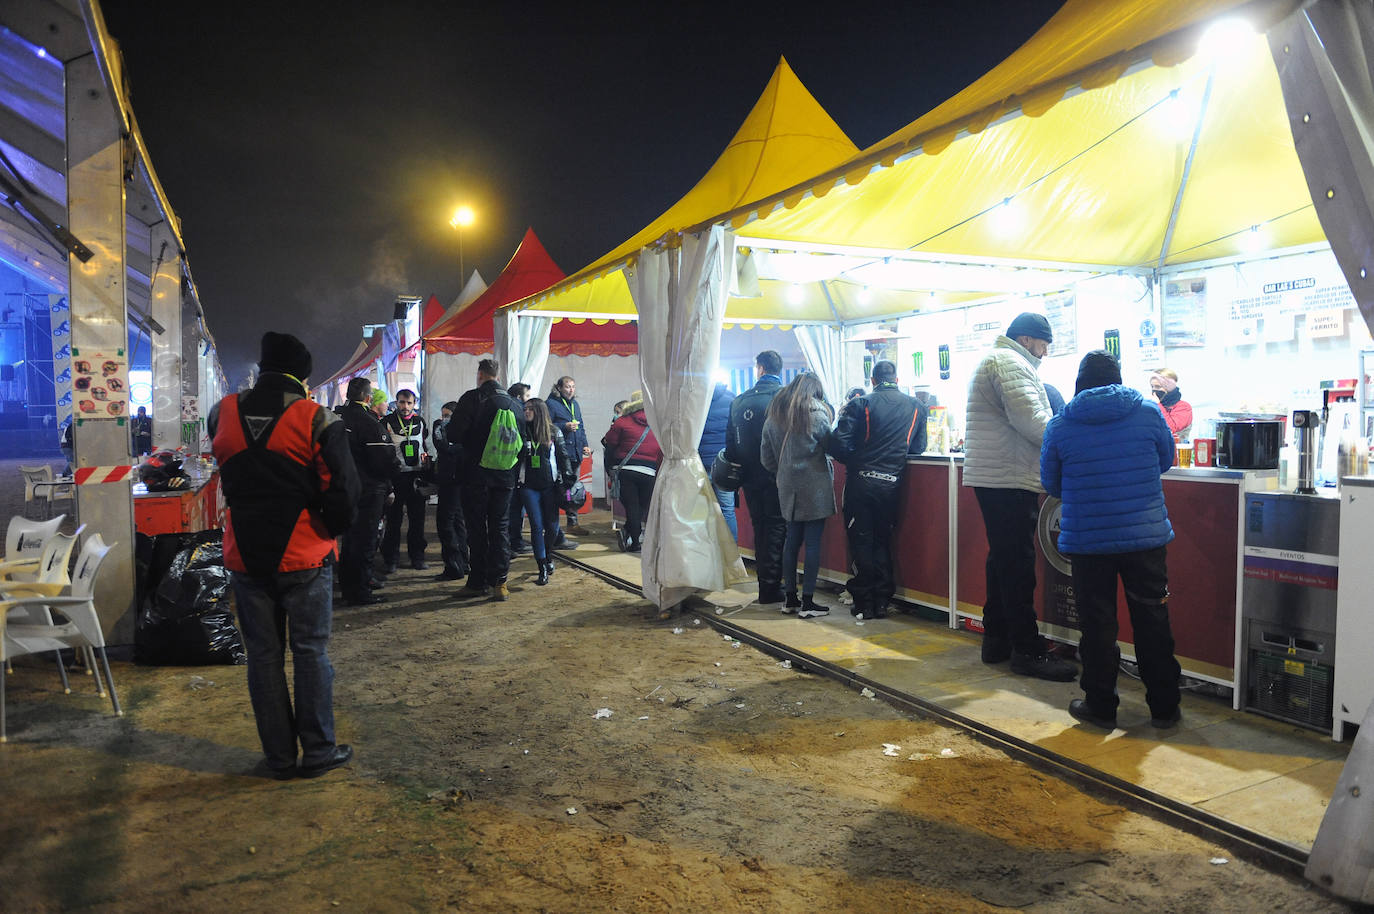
[518,398,573,585]
[761,372,836,618]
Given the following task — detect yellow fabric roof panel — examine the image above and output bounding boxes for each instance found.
[744,30,1321,271]
[865,0,1299,155]
[553,56,859,284]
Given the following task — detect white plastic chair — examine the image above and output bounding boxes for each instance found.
[1,534,121,742]
[0,528,83,677]
[3,515,65,573]
[18,466,52,519]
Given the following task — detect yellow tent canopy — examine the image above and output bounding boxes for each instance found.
[510,56,859,319]
[511,0,1325,325]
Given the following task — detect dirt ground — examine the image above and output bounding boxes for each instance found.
[0,496,1360,912]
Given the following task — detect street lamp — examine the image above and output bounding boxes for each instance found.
[450,205,475,280]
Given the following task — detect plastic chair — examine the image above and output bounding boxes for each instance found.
[3,515,65,573]
[1,534,120,743]
[0,528,82,676]
[18,466,52,519]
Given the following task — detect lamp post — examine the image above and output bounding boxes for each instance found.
[450,205,475,281]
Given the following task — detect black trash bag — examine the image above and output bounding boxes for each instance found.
[135,529,245,665]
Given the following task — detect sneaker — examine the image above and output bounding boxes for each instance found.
[1068,699,1117,730]
[797,596,829,619]
[980,636,1012,664]
[782,593,801,614]
[1010,651,1078,682]
[490,582,509,602]
[1150,708,1182,729]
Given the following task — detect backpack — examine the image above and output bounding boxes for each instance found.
[479,404,522,470]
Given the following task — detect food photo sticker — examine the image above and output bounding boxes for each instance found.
[70,347,130,424]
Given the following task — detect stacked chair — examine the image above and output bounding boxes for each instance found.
[0,516,121,743]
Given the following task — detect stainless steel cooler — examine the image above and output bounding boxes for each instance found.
[1240,491,1339,731]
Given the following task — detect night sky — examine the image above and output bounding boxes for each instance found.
[98,1,1066,385]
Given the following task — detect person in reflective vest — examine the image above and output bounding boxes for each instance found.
[209,331,359,780]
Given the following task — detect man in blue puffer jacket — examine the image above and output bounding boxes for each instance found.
[1041,350,1182,732]
[697,381,737,540]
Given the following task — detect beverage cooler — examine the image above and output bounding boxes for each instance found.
[1240,491,1339,732]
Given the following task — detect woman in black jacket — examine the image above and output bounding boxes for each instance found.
[519,398,574,585]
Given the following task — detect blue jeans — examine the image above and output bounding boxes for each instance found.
[519,486,561,563]
[783,518,826,595]
[714,484,738,541]
[231,565,337,771]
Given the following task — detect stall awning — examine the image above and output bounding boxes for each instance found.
[509,0,1323,326]
[316,334,381,388]
[424,228,566,354]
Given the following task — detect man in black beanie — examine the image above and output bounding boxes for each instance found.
[963,312,1075,682]
[209,331,359,779]
[1042,350,1181,730]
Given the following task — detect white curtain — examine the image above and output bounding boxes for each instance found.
[793,323,848,409]
[1270,0,1374,333]
[628,226,749,610]
[421,350,485,427]
[493,310,553,397]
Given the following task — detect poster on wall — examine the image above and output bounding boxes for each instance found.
[1163,276,1208,347]
[953,304,1007,353]
[1042,291,1077,354]
[71,348,129,421]
[1137,316,1165,366]
[48,295,72,430]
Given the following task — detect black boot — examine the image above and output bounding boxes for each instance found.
[536,563,549,586]
[544,560,554,580]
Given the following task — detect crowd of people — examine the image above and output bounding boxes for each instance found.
[211,321,1185,778]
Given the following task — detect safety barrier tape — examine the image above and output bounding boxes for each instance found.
[74,465,134,485]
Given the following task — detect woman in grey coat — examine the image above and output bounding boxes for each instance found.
[761,372,837,618]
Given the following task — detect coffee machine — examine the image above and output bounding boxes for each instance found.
[1293,408,1320,494]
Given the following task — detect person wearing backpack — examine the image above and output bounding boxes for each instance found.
[601,390,662,553]
[449,358,525,601]
[518,398,574,585]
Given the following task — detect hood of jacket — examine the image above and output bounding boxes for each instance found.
[1062,384,1144,424]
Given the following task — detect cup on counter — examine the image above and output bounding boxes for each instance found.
[1176,443,1193,468]
[1193,437,1215,467]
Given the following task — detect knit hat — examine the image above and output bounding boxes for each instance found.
[1075,349,1123,394]
[258,331,312,380]
[1006,312,1053,344]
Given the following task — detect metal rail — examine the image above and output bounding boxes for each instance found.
[554,551,1310,878]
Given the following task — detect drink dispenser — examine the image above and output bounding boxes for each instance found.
[1293,409,1319,495]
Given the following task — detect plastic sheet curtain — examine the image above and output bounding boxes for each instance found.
[493,309,552,398]
[1269,0,1374,336]
[628,226,749,609]
[793,323,848,409]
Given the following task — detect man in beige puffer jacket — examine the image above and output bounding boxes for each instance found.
[964,312,1076,682]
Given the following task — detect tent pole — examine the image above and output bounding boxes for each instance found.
[819,280,845,326]
[1157,66,1217,270]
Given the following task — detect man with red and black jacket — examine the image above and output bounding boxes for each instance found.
[209,332,358,781]
[827,360,927,620]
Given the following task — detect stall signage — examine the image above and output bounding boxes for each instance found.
[1242,546,1338,589]
[71,347,129,421]
[1308,311,1344,338]
[1264,278,1316,294]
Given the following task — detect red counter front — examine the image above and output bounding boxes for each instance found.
[133,472,222,537]
[738,458,1247,685]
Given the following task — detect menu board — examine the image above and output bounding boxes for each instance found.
[1042,291,1077,355]
[71,347,129,421]
[1163,276,1208,347]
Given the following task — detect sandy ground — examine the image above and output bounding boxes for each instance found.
[0,482,1360,912]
